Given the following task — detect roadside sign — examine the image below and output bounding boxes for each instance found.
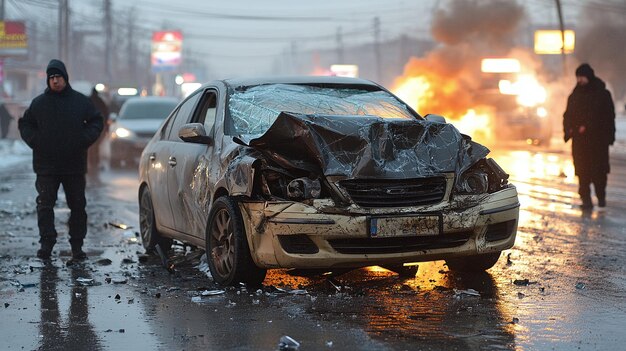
[151,31,183,72]
[0,21,28,57]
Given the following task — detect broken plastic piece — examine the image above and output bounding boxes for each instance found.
[76,277,94,286]
[278,335,300,350]
[108,222,131,230]
[201,289,226,296]
[453,288,480,298]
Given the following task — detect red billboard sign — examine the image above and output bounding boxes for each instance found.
[151,31,182,72]
[0,21,28,57]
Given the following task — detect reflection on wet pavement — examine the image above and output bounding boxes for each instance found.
[4,148,626,350]
[39,264,101,351]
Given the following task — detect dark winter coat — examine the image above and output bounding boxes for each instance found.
[18,60,103,175]
[563,77,615,177]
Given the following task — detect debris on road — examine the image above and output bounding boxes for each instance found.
[76,277,94,286]
[108,222,132,230]
[96,258,112,266]
[288,289,309,295]
[453,288,481,298]
[112,277,128,284]
[278,335,300,350]
[575,282,586,290]
[201,289,225,296]
[513,279,536,286]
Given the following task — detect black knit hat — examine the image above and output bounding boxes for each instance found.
[575,63,595,79]
[45,59,69,87]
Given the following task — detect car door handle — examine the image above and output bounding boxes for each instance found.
[149,153,156,161]
[168,157,177,167]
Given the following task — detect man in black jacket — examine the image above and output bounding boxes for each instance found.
[563,63,616,210]
[18,59,103,259]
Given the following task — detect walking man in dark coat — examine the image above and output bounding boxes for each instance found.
[87,87,110,177]
[563,63,615,210]
[18,59,103,259]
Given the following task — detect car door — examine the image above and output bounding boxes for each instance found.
[167,88,219,239]
[144,105,184,231]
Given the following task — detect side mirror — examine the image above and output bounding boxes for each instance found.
[424,114,447,123]
[179,123,212,145]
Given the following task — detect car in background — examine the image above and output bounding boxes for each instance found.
[138,76,519,286]
[109,96,179,168]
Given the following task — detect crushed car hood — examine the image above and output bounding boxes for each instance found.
[236,112,489,179]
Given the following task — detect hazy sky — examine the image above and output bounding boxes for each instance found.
[117,0,575,77]
[7,0,580,78]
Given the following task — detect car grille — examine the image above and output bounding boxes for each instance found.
[338,177,447,208]
[328,231,472,255]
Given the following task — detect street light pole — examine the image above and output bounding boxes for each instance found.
[555,0,568,77]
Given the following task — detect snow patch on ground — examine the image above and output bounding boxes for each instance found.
[0,140,31,171]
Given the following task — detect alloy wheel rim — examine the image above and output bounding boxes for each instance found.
[139,192,153,245]
[210,208,235,278]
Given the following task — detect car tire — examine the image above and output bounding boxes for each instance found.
[206,196,266,287]
[445,252,502,272]
[139,187,172,252]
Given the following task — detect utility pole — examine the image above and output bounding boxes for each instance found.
[1,0,5,96]
[373,17,382,83]
[127,8,136,84]
[57,0,69,63]
[104,0,112,85]
[555,0,567,77]
[336,26,344,64]
[63,0,69,64]
[58,0,62,59]
[290,41,298,74]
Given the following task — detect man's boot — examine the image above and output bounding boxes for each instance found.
[581,195,593,210]
[37,239,56,259]
[71,239,87,260]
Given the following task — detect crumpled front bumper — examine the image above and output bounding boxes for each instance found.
[239,185,519,269]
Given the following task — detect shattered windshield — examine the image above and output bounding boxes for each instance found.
[228,84,416,135]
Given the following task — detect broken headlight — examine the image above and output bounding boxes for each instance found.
[258,165,323,201]
[455,158,509,195]
[287,177,321,200]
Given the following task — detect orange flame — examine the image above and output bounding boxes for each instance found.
[391,57,495,145]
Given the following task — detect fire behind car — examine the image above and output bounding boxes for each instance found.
[109,96,179,167]
[138,76,519,286]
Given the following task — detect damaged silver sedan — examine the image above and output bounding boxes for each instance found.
[138,76,519,286]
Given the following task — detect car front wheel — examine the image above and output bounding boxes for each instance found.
[445,252,502,272]
[206,196,266,286]
[139,187,172,252]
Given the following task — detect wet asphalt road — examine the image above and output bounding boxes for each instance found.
[1,144,626,351]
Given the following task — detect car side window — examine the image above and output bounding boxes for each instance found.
[166,92,201,141]
[192,89,218,135]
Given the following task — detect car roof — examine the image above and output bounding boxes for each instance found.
[220,76,380,89]
[123,96,179,105]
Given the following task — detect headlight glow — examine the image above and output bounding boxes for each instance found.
[536,107,548,118]
[113,127,133,138]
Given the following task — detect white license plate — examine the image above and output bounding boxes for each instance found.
[369,215,441,238]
